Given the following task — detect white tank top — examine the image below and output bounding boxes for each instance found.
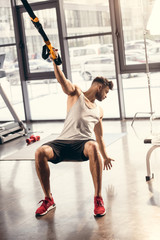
[57,92,100,140]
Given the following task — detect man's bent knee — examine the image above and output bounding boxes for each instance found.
[35,145,54,162]
[84,141,99,158]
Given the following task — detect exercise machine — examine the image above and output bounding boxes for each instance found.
[0,83,27,144]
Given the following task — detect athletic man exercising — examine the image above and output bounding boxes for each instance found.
[35,49,114,217]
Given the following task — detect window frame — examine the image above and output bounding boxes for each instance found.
[115,0,160,74]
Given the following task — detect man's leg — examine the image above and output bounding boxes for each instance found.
[35,145,54,199]
[83,141,103,197]
[35,145,56,217]
[83,141,105,217]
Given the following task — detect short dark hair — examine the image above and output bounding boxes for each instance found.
[92,76,113,90]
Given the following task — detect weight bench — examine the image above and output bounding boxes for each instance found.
[144,138,160,181]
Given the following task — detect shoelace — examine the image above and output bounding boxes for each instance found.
[38,199,46,204]
[38,199,50,208]
[96,199,103,207]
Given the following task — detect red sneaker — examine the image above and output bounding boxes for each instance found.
[35,196,56,217]
[94,196,106,217]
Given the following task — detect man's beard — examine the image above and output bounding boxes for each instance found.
[95,91,103,101]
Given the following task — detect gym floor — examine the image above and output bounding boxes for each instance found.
[0,120,160,240]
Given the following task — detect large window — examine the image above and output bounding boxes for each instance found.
[2,0,159,122]
[0,1,24,122]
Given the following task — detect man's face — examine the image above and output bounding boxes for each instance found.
[96,85,110,101]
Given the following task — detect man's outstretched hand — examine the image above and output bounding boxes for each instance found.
[103,157,115,170]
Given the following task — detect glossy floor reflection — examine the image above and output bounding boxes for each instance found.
[1,120,160,240]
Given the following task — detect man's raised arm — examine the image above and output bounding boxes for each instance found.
[50,49,76,95]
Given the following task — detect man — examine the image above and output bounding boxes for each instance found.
[35,49,114,218]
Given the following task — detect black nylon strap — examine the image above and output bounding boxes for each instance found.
[42,45,50,60]
[21,0,48,41]
[21,0,36,19]
[31,21,49,42]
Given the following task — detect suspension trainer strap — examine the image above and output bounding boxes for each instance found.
[21,0,62,65]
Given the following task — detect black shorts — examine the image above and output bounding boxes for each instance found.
[43,139,95,164]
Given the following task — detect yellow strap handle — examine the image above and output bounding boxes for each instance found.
[45,41,57,60]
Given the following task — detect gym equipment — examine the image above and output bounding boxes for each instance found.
[144,136,160,181]
[0,83,27,144]
[26,135,40,144]
[21,0,62,65]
